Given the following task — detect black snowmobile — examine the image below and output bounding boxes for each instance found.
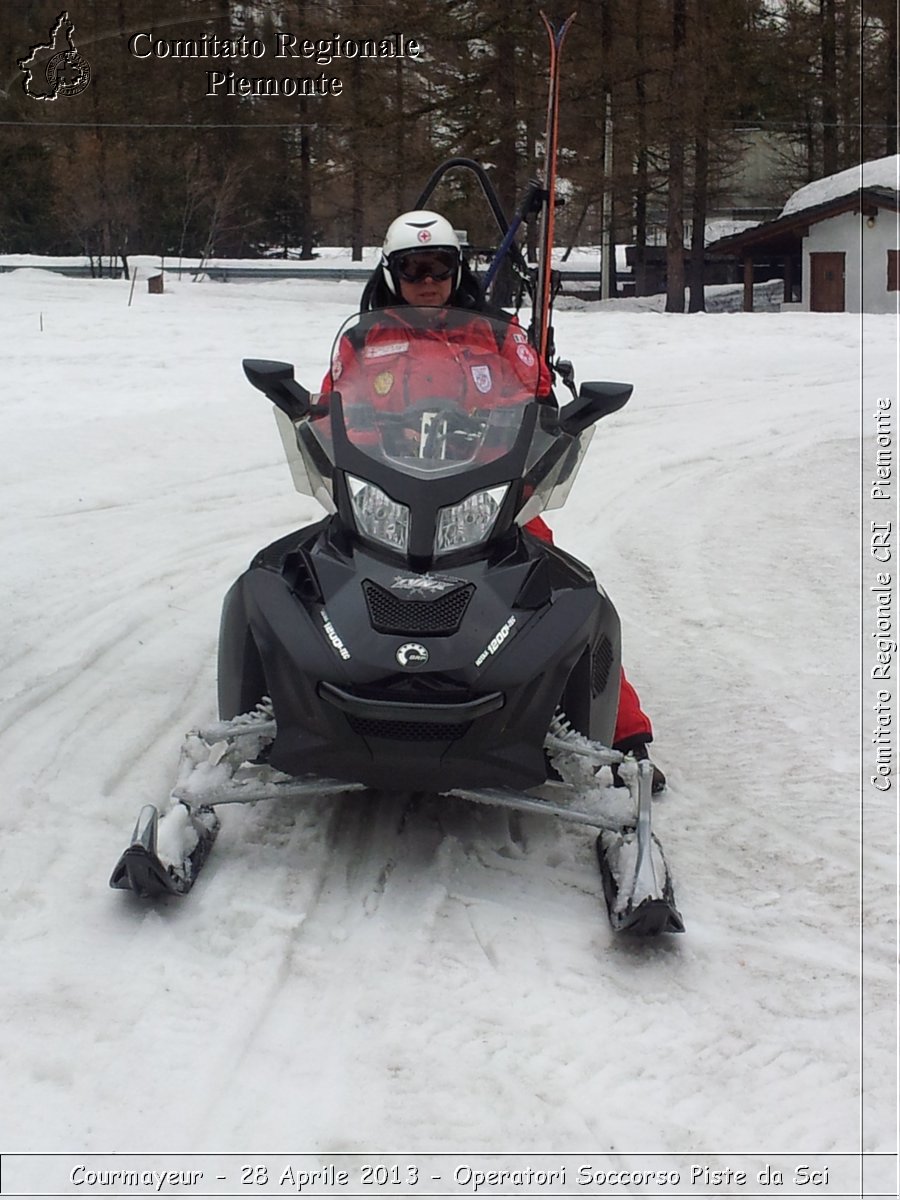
[110,306,683,935]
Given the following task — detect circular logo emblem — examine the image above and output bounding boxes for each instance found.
[46,51,91,97]
[417,229,432,243]
[396,642,429,667]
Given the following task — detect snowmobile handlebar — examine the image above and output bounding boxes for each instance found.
[555,382,633,437]
[242,359,317,423]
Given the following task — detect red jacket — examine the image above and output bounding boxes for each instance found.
[320,307,555,543]
[321,308,554,403]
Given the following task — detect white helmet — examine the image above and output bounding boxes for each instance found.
[380,210,462,295]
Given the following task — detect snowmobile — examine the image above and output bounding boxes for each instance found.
[110,305,683,935]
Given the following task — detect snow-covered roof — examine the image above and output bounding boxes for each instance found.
[780,154,899,217]
[703,218,760,245]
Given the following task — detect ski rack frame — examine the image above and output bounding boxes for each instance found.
[411,157,537,312]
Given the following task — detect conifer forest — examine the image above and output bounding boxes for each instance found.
[1,1,896,279]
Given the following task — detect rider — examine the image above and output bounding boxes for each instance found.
[323,210,664,791]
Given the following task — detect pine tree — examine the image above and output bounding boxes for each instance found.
[664,0,687,312]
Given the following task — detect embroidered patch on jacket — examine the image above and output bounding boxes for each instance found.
[471,364,493,393]
[373,370,394,395]
[364,340,409,359]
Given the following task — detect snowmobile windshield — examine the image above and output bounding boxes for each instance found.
[326,307,542,481]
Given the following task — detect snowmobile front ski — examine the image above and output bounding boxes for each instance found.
[110,707,683,934]
[596,759,684,935]
[109,803,219,898]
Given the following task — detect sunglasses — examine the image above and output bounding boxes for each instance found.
[395,251,458,284]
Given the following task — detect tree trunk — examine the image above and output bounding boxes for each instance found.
[525,96,539,262]
[840,0,859,165]
[633,0,649,296]
[665,0,687,314]
[688,1,710,313]
[350,55,364,261]
[298,111,314,259]
[821,0,838,174]
[491,17,519,306]
[885,1,899,157]
[296,1,314,259]
[600,0,618,298]
[394,57,405,215]
[688,133,708,312]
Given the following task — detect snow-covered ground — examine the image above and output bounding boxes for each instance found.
[0,232,749,277]
[0,269,896,1183]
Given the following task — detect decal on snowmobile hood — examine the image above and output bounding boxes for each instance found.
[396,642,429,667]
[389,573,466,598]
[321,609,351,660]
[475,615,517,667]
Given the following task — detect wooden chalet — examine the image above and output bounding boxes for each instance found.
[707,183,899,313]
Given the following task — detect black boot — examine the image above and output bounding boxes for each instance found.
[612,734,667,795]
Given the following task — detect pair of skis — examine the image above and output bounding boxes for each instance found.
[533,11,577,366]
[110,702,683,935]
[422,14,571,372]
[483,12,574,366]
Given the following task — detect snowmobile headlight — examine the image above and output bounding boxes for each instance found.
[348,476,409,552]
[434,485,508,555]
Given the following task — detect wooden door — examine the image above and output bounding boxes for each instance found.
[809,252,845,311]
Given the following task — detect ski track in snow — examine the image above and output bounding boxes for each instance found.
[0,270,894,1155]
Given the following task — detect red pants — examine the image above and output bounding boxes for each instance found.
[614,669,653,744]
[524,516,653,746]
